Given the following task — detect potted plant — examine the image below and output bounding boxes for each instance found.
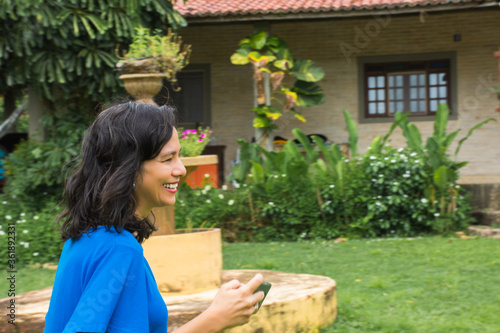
[116,27,191,104]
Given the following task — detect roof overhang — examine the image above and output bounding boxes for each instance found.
[178,1,500,25]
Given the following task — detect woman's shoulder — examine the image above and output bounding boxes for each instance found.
[76,225,143,254]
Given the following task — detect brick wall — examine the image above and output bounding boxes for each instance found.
[178,8,500,184]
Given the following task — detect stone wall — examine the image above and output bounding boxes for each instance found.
[178,8,500,184]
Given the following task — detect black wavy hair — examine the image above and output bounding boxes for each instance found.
[58,102,176,243]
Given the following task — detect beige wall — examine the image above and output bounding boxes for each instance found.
[179,8,500,184]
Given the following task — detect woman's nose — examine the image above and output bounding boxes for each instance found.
[173,158,187,177]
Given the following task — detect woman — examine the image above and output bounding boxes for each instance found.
[44,102,264,332]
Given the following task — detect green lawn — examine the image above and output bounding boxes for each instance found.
[2,237,499,332]
[222,237,500,333]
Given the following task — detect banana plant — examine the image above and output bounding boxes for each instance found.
[231,30,325,147]
[397,103,496,214]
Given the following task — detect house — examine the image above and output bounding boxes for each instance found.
[170,0,500,187]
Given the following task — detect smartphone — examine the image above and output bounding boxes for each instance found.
[254,281,272,312]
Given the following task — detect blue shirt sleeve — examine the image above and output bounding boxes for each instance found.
[62,245,151,333]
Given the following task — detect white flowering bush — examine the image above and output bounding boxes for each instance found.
[317,146,473,237]
[0,196,63,267]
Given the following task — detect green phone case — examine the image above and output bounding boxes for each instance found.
[254,281,272,311]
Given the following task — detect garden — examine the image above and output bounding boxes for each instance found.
[1,1,499,332]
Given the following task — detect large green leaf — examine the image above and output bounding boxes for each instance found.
[407,123,423,152]
[343,109,358,157]
[455,118,497,156]
[311,135,338,171]
[433,165,456,192]
[292,80,323,95]
[292,81,325,107]
[433,103,449,141]
[249,30,267,50]
[369,135,383,154]
[250,161,265,185]
[273,47,294,70]
[295,93,325,107]
[230,46,251,65]
[290,60,325,82]
[265,35,288,53]
[292,128,318,163]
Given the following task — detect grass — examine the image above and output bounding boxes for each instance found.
[2,237,499,332]
[222,237,500,333]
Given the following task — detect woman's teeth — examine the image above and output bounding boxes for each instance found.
[163,183,178,189]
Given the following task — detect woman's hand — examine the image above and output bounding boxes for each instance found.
[173,273,265,333]
[206,273,265,330]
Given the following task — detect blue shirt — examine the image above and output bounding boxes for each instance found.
[45,226,168,332]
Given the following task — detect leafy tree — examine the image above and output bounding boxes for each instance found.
[231,30,325,148]
[0,0,186,119]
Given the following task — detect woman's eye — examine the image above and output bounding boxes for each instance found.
[164,157,173,162]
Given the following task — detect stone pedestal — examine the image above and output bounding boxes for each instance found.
[142,228,222,295]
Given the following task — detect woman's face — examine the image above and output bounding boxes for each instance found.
[133,128,186,218]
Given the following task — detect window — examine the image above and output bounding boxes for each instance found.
[156,64,211,128]
[359,53,456,122]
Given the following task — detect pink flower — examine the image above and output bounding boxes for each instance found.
[209,130,213,133]
[191,130,197,134]
[198,139,203,142]
[181,136,188,139]
[181,131,188,135]
[200,134,206,138]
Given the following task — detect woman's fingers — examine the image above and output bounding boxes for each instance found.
[241,273,263,294]
[223,279,242,290]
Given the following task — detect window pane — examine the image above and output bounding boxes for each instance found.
[377,89,385,100]
[410,101,417,112]
[419,100,426,112]
[419,87,426,99]
[439,86,447,98]
[389,76,394,87]
[397,102,404,112]
[389,102,395,114]
[429,73,437,86]
[439,73,447,85]
[430,87,438,99]
[369,90,376,101]
[430,100,438,111]
[396,75,403,87]
[369,102,377,114]
[368,77,376,88]
[389,89,395,100]
[410,75,418,86]
[439,99,447,106]
[377,76,385,88]
[419,74,425,86]
[410,88,417,99]
[377,102,385,114]
[396,89,403,99]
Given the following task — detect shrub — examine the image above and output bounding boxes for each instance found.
[0,196,63,267]
[3,108,89,210]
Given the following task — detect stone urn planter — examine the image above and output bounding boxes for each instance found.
[117,57,169,105]
[119,73,166,105]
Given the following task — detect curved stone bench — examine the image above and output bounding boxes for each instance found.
[0,270,337,333]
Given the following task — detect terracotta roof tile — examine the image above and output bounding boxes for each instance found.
[173,0,483,17]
